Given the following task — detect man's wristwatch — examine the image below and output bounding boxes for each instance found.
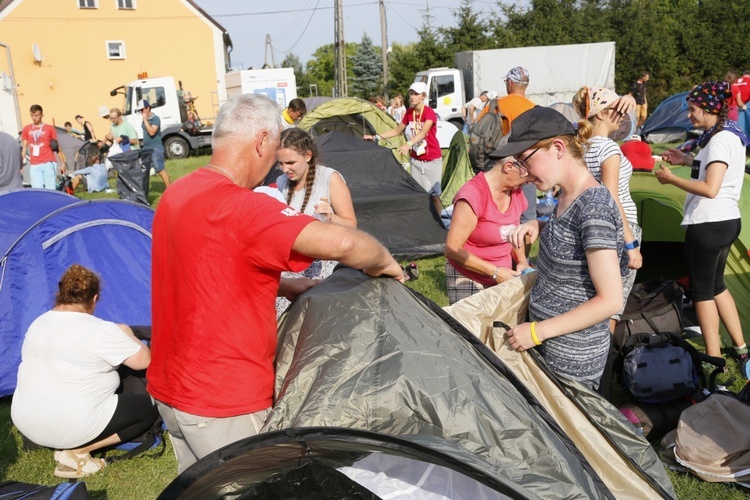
[624,240,640,250]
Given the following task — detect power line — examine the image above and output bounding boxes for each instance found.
[274,0,323,55]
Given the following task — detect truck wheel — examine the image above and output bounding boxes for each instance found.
[164,136,189,160]
[449,118,464,130]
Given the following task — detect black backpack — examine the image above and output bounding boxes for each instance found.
[617,332,725,403]
[468,99,507,172]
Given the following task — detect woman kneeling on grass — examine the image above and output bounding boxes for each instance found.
[657,81,748,370]
[11,264,158,478]
[501,107,628,390]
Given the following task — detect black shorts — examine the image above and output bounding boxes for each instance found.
[684,218,741,301]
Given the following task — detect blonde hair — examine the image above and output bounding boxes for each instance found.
[532,120,593,160]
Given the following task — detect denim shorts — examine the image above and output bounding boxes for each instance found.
[151,149,165,173]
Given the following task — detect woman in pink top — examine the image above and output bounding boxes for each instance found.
[444,158,530,304]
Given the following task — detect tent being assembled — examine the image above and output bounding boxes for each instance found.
[439,129,474,208]
[630,168,750,338]
[298,97,410,165]
[161,268,675,499]
[0,189,154,396]
[314,131,446,259]
[641,91,693,143]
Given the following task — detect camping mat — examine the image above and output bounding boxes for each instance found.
[445,279,676,500]
[270,268,617,498]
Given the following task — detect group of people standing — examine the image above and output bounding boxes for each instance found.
[446,73,747,392]
[8,70,749,480]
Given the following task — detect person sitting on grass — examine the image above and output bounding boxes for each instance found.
[11,264,158,478]
[71,153,109,193]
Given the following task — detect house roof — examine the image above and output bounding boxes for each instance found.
[0,0,232,50]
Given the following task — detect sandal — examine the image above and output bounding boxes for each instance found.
[53,450,106,478]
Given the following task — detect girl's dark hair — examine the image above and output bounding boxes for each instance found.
[280,128,318,213]
[55,264,100,307]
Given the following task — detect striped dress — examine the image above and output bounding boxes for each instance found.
[530,187,627,387]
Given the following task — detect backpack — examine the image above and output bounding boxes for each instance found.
[468,99,507,172]
[618,332,724,403]
[613,277,684,358]
[0,481,88,499]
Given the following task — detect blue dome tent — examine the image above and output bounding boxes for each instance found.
[641,91,692,143]
[0,190,154,396]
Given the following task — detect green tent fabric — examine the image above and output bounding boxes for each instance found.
[297,97,409,165]
[439,130,475,207]
[630,167,750,337]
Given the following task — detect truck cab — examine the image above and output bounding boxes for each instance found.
[414,68,465,127]
[114,76,211,159]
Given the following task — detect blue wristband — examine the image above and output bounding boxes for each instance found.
[624,240,639,250]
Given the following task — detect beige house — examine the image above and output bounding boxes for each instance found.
[0,0,231,136]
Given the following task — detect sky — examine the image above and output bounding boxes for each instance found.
[191,1,500,70]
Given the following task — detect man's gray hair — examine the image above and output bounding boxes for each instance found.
[212,94,283,149]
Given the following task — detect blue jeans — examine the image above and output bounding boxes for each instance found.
[30,162,57,189]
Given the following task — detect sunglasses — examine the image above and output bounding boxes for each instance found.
[510,147,540,177]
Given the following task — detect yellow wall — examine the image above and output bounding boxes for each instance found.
[0,0,225,135]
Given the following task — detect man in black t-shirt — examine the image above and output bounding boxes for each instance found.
[630,71,650,127]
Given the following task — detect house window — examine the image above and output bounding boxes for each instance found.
[106,41,126,60]
[78,0,97,8]
[117,0,135,9]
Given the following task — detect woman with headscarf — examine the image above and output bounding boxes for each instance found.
[657,81,748,366]
[499,107,628,390]
[573,86,642,332]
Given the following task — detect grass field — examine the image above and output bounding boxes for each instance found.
[1,152,748,498]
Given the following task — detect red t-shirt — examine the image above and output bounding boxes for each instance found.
[732,76,750,105]
[21,123,57,165]
[447,172,528,286]
[148,168,315,417]
[401,106,442,161]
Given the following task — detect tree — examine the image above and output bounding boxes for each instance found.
[281,53,312,98]
[440,0,493,53]
[306,43,358,97]
[350,33,383,98]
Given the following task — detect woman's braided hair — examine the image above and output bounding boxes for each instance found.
[280,128,318,214]
[55,264,100,307]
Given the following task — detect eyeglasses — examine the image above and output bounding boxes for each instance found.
[511,148,540,177]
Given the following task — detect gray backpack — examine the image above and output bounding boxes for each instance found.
[468,99,507,171]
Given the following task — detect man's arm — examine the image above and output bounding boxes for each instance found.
[142,112,160,138]
[292,222,404,281]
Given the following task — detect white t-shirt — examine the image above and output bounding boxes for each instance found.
[683,130,744,226]
[465,97,485,122]
[11,311,142,449]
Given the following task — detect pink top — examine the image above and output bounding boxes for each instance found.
[448,172,528,286]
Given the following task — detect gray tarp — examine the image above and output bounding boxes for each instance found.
[264,268,675,499]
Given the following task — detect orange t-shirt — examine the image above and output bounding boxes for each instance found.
[475,94,535,135]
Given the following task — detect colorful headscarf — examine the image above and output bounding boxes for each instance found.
[686,81,732,115]
[585,86,619,119]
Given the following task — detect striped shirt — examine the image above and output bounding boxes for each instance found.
[530,187,627,386]
[584,136,638,227]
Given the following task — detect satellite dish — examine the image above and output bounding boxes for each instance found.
[1,72,12,91]
[32,43,42,62]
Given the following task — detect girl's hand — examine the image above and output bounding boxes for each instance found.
[655,165,674,184]
[661,148,686,166]
[627,248,643,269]
[506,322,537,352]
[509,222,538,249]
[314,197,333,221]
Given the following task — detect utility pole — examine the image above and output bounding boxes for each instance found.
[334,0,347,97]
[264,34,277,69]
[379,0,389,100]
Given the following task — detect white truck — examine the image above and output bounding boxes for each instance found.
[112,68,297,159]
[415,42,616,127]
